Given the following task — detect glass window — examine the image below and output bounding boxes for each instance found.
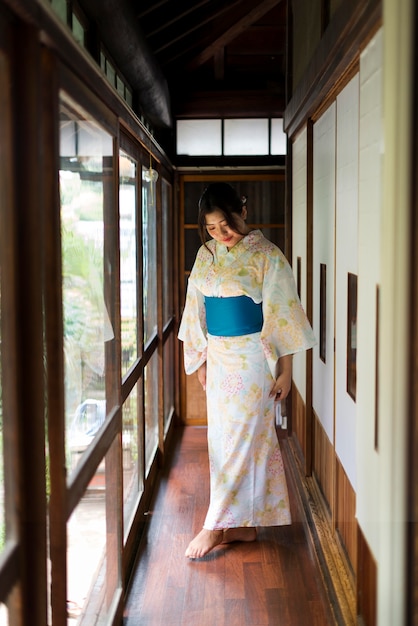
[162,178,173,325]
[50,0,67,23]
[72,13,85,47]
[120,152,138,375]
[106,60,116,88]
[163,335,174,435]
[145,351,158,476]
[271,118,287,155]
[142,165,158,344]
[59,95,113,477]
[224,119,269,155]
[67,491,106,619]
[176,120,222,156]
[123,382,143,535]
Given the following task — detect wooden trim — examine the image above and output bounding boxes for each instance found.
[156,169,165,459]
[292,384,306,459]
[284,0,381,138]
[0,14,20,609]
[305,120,314,477]
[285,139,293,433]
[283,435,356,624]
[13,21,48,624]
[42,45,68,626]
[374,285,380,451]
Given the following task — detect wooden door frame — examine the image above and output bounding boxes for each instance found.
[178,171,286,425]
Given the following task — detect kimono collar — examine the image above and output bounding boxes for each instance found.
[213,228,263,256]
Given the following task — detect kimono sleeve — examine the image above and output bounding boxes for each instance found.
[260,249,316,377]
[178,280,208,375]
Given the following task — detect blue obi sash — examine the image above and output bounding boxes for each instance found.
[204,295,263,336]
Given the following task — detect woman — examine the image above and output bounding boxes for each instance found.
[178,182,315,559]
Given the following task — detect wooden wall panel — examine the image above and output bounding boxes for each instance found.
[185,372,207,425]
[336,457,357,575]
[357,525,377,626]
[313,412,333,512]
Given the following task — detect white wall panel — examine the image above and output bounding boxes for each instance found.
[356,29,383,559]
[292,126,308,401]
[335,75,359,490]
[312,104,336,441]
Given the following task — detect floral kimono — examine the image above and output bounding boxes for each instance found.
[178,229,316,530]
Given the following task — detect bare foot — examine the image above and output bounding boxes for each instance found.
[185,529,224,559]
[222,527,257,544]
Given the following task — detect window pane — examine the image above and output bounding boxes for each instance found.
[271,118,287,155]
[67,441,120,622]
[50,0,67,23]
[142,166,157,344]
[67,490,106,619]
[145,352,158,476]
[72,13,85,47]
[163,335,174,435]
[120,152,138,375]
[162,179,173,325]
[176,120,222,156]
[59,96,113,477]
[224,119,269,155]
[123,383,143,535]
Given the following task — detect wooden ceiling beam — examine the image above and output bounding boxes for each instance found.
[186,0,283,71]
[154,0,242,55]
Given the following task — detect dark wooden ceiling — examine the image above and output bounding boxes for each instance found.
[133,0,287,119]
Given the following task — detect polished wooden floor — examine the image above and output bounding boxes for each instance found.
[123,426,336,626]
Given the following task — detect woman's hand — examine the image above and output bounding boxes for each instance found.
[197,362,207,391]
[270,354,292,401]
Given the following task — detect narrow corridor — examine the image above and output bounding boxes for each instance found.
[123,426,336,625]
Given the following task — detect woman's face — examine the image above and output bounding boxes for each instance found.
[205,209,248,249]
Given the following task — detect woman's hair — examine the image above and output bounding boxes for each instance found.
[197,182,247,246]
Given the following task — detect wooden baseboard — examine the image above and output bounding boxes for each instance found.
[357,526,377,626]
[282,435,357,625]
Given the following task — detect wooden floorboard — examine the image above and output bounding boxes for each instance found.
[123,426,336,626]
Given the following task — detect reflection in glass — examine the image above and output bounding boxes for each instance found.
[142,166,157,344]
[145,351,158,476]
[163,335,174,435]
[59,97,113,476]
[67,491,106,620]
[120,152,138,376]
[123,383,143,535]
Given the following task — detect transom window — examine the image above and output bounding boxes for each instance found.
[176,118,287,156]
